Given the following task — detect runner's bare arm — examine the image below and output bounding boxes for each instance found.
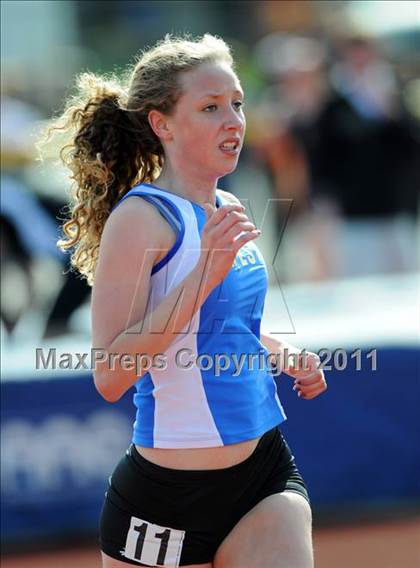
[92,198,258,401]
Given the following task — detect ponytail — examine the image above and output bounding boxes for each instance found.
[38,72,162,286]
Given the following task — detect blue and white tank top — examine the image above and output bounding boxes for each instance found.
[113,182,286,448]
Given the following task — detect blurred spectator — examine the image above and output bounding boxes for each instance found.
[1,213,33,336]
[252,34,420,281]
[42,264,91,339]
[0,176,63,340]
[318,36,419,220]
[252,34,329,216]
[1,85,92,341]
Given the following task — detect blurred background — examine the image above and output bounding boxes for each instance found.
[1,1,419,567]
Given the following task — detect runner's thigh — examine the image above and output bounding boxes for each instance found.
[213,491,313,568]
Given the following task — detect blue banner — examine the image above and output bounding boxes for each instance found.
[1,347,419,543]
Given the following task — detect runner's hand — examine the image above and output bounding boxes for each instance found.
[287,352,328,400]
[198,203,260,289]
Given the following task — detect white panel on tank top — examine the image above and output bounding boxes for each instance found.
[140,188,223,447]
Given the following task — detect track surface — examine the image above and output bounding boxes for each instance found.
[2,517,420,568]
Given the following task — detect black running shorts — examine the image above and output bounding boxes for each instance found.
[99,426,309,567]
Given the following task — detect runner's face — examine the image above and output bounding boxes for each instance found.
[168,62,246,178]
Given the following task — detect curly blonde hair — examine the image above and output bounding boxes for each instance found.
[38,34,234,285]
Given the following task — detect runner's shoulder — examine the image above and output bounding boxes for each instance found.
[101,195,174,253]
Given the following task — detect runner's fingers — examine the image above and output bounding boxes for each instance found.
[210,212,253,240]
[221,221,257,244]
[293,371,325,387]
[294,383,325,395]
[231,229,261,251]
[294,380,327,397]
[203,204,245,228]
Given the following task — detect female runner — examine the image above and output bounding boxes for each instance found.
[45,34,326,568]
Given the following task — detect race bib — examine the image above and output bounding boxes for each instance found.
[122,515,185,567]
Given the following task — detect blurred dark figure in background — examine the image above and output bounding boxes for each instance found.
[252,36,327,218]
[254,34,419,280]
[1,214,33,336]
[317,36,419,221]
[42,259,91,338]
[252,35,337,280]
[1,83,93,341]
[1,176,62,340]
